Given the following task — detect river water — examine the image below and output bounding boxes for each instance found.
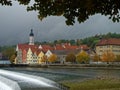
[3,67,120,82]
[0,67,120,90]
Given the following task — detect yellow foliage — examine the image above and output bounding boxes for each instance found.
[115,55,120,62]
[48,54,57,63]
[76,51,89,63]
[101,51,115,62]
[65,53,76,62]
[10,54,16,63]
[93,54,100,62]
[41,55,47,62]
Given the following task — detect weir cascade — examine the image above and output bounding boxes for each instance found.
[0,69,68,90]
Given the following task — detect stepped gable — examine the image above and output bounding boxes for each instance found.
[96,38,120,46]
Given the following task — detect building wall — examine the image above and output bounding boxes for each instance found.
[96,45,120,57]
[26,48,33,64]
[38,51,45,64]
[111,45,120,55]
[57,55,66,64]
[32,53,38,64]
[45,50,52,58]
[22,49,27,64]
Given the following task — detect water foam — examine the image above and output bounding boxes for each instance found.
[0,75,21,90]
[0,69,58,89]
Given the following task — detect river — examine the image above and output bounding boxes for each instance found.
[3,67,120,82]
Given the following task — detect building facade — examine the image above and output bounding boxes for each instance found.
[16,30,90,64]
[96,38,120,57]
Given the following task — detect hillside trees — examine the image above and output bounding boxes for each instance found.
[2,46,16,63]
[33,32,120,48]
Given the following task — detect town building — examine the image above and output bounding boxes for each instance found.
[29,29,34,45]
[96,38,120,57]
[16,30,90,64]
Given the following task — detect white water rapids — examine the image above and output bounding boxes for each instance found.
[0,69,58,90]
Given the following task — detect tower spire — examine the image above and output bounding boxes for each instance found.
[29,29,34,45]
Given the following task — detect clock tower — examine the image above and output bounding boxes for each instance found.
[29,29,34,45]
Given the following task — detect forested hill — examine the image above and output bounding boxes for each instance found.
[81,32,120,48]
[35,32,120,49]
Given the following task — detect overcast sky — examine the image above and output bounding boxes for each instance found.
[0,1,120,46]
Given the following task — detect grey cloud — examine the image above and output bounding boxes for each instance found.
[0,1,120,45]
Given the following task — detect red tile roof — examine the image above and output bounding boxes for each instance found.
[80,45,89,50]
[96,38,120,46]
[54,43,79,50]
[17,43,89,54]
[39,45,54,52]
[54,44,65,50]
[18,44,39,53]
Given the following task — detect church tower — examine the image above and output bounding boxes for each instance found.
[29,29,34,45]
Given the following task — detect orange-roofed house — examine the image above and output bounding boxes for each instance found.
[16,44,39,64]
[16,30,91,64]
[16,30,39,64]
[26,48,38,64]
[96,38,120,57]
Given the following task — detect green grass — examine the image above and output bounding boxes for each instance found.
[62,78,120,90]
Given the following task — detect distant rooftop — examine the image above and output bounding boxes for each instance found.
[96,38,120,46]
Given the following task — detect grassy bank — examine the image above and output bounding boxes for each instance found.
[62,78,120,90]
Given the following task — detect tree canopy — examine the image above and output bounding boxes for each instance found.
[101,51,115,63]
[65,53,76,63]
[48,54,57,63]
[76,51,90,64]
[1,0,120,25]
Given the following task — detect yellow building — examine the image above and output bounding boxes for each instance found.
[38,51,45,64]
[26,48,38,64]
[96,38,120,57]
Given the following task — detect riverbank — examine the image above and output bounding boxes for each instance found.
[47,64,120,69]
[1,64,120,70]
[62,77,120,90]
